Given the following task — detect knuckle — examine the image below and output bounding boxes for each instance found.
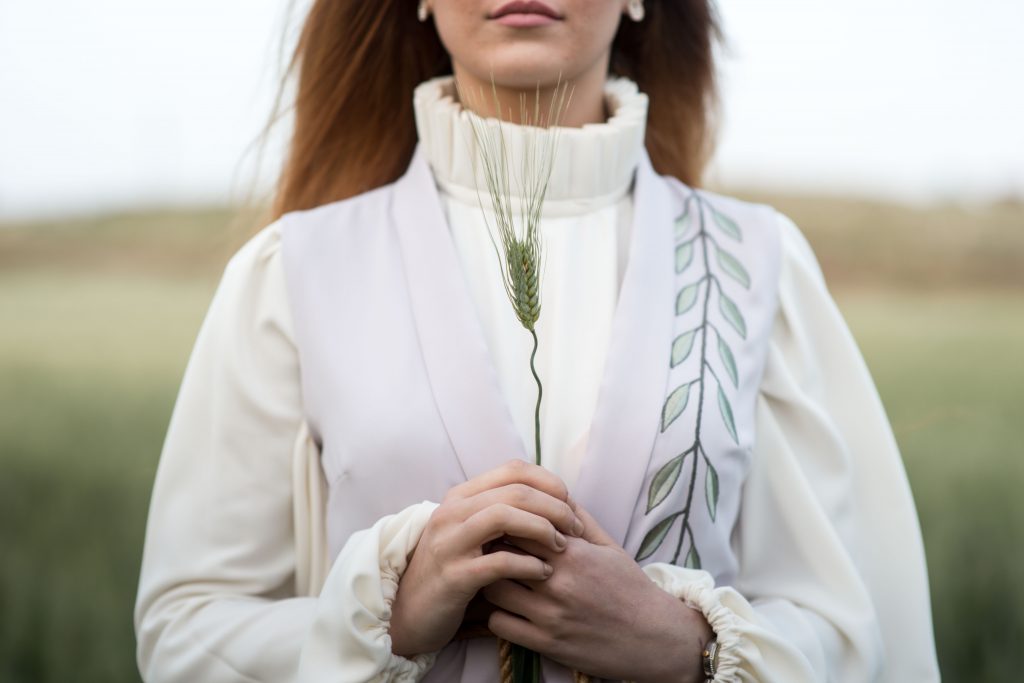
[493,552,515,573]
[505,458,527,472]
[460,559,492,588]
[559,501,575,527]
[425,531,449,561]
[550,477,569,502]
[545,566,572,593]
[429,506,449,527]
[494,503,516,523]
[538,602,564,629]
[438,559,463,592]
[508,483,532,507]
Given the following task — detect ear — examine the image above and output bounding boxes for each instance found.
[572,501,617,547]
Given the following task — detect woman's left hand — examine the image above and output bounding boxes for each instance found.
[483,504,714,683]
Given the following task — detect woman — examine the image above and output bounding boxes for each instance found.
[133,1,941,681]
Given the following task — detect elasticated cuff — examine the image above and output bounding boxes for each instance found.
[297,500,442,682]
[641,563,745,681]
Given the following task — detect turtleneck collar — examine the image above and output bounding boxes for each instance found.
[412,74,648,217]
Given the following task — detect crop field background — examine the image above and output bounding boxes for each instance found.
[1,195,1022,681]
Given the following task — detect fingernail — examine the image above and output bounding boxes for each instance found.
[554,531,567,549]
[543,562,554,577]
[571,516,584,537]
[566,495,579,511]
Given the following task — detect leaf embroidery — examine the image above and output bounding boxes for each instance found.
[675,281,700,315]
[717,384,738,444]
[705,461,720,521]
[660,382,693,432]
[676,240,695,273]
[647,451,689,513]
[671,330,698,368]
[636,512,682,562]
[717,334,738,387]
[674,205,692,241]
[684,541,702,569]
[637,191,749,566]
[716,246,751,289]
[712,206,742,242]
[719,290,747,339]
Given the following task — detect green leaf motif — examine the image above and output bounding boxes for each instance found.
[716,247,751,289]
[661,382,692,432]
[674,205,691,241]
[671,330,697,368]
[636,513,681,562]
[718,290,747,339]
[705,462,720,521]
[647,452,687,513]
[712,208,742,242]
[676,282,700,316]
[718,384,739,444]
[717,335,738,387]
[675,240,695,274]
[684,542,702,569]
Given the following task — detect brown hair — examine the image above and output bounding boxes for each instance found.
[265,0,722,221]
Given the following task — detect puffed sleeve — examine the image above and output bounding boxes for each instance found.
[642,212,940,681]
[133,220,441,682]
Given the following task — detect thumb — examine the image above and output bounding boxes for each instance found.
[570,499,617,547]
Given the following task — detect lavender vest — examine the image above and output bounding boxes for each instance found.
[280,142,782,682]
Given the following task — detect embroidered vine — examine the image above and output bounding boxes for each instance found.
[634,191,751,568]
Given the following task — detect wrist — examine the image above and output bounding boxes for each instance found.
[633,588,715,683]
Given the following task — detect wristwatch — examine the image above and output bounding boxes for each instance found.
[701,638,720,680]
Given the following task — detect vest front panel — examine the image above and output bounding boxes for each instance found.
[280,193,467,561]
[279,146,783,682]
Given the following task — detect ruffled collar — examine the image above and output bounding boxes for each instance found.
[412,74,648,216]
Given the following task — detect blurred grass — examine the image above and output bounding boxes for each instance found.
[1,195,1022,681]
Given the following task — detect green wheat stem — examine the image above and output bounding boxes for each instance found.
[453,73,573,683]
[529,327,542,465]
[454,72,572,466]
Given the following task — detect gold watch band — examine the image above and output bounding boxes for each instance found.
[701,638,720,679]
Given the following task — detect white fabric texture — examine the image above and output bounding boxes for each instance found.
[133,76,939,681]
[132,230,441,682]
[413,74,647,491]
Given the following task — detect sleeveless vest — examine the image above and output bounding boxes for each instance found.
[280,142,782,682]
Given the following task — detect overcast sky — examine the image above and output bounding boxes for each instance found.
[1,0,1022,220]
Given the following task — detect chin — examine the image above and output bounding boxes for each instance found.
[466,53,580,91]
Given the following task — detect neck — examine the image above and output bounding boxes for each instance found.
[450,62,611,128]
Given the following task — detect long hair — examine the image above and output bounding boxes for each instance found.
[265,1,722,221]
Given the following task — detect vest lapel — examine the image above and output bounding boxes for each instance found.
[393,141,679,551]
[572,148,680,547]
[392,143,528,480]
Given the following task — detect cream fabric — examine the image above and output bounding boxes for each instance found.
[412,74,647,491]
[134,215,939,681]
[132,230,438,682]
[134,77,939,682]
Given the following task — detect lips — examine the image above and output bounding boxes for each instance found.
[488,1,562,20]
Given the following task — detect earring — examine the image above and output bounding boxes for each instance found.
[417,0,430,22]
[627,0,644,22]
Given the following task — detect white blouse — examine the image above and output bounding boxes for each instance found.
[133,77,941,682]
[413,74,648,491]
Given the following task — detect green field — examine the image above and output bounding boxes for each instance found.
[1,198,1022,681]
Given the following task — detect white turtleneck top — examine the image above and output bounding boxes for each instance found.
[412,74,649,491]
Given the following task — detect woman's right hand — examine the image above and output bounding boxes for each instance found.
[389,458,585,657]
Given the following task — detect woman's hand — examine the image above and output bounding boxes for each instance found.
[389,459,585,657]
[483,505,714,683]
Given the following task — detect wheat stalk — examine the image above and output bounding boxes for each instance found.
[453,74,574,683]
[454,74,572,466]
